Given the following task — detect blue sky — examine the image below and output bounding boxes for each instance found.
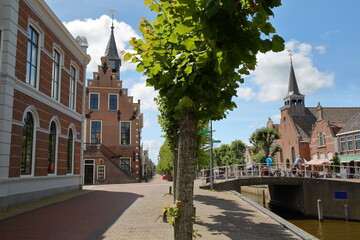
[44,0,360,163]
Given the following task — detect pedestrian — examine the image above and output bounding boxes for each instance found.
[265,155,273,173]
[294,155,303,176]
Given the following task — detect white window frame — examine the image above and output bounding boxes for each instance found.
[108,93,118,111]
[89,93,100,110]
[48,119,60,175]
[69,65,77,110]
[355,135,360,150]
[51,48,62,100]
[21,106,39,177]
[347,136,354,151]
[340,137,346,152]
[90,120,102,144]
[66,127,75,174]
[97,165,106,180]
[120,121,131,146]
[26,24,42,89]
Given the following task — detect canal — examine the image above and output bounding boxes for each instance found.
[241,189,360,240]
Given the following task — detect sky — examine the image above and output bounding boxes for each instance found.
[44,0,360,163]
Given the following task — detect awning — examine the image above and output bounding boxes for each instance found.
[305,159,331,165]
[339,154,360,163]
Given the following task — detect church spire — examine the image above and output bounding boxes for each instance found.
[283,52,305,116]
[103,10,121,76]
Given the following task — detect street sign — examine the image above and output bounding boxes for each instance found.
[334,191,348,199]
[200,130,210,133]
[212,140,221,143]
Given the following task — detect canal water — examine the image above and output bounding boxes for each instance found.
[241,189,360,240]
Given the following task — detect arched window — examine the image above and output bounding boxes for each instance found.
[291,99,297,105]
[48,122,57,174]
[21,112,34,175]
[298,100,303,105]
[291,147,296,163]
[67,129,74,174]
[286,159,290,168]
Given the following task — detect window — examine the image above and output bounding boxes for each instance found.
[51,50,61,100]
[66,129,74,174]
[89,93,99,110]
[69,66,76,110]
[91,121,101,144]
[347,136,354,151]
[340,137,346,152]
[317,131,326,147]
[48,122,57,174]
[97,165,105,180]
[355,135,360,150]
[121,122,130,145]
[26,26,39,87]
[120,158,131,172]
[21,112,34,175]
[291,147,295,162]
[108,94,118,111]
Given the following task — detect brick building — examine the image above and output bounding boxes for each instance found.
[0,0,90,208]
[275,61,360,168]
[83,22,143,184]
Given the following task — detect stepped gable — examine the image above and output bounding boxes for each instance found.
[337,112,360,134]
[291,107,360,142]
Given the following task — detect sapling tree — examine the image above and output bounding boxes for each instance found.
[125,0,284,238]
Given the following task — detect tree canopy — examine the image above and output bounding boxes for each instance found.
[126,0,284,238]
[249,127,281,163]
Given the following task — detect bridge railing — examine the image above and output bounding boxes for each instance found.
[200,163,360,185]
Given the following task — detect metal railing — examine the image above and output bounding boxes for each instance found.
[200,163,360,185]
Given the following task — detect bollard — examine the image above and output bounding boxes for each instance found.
[344,204,349,221]
[317,199,323,221]
[169,186,172,195]
[262,189,266,207]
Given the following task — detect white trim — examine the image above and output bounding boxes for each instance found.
[69,65,78,110]
[97,165,106,180]
[89,93,100,110]
[337,130,360,137]
[66,127,75,175]
[47,119,59,175]
[84,159,95,185]
[108,93,118,111]
[20,108,39,177]
[120,121,131,146]
[51,47,62,101]
[14,80,82,120]
[26,21,43,90]
[90,120,102,144]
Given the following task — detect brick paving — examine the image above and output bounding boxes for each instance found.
[0,175,309,240]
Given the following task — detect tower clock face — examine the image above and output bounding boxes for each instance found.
[108,60,115,69]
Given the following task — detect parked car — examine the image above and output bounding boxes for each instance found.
[162,174,168,180]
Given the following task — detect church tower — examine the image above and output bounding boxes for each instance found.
[103,19,121,78]
[283,57,305,116]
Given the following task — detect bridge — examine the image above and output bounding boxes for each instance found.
[200,164,360,221]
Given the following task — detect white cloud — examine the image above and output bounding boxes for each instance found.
[315,45,326,54]
[143,118,151,127]
[129,82,158,111]
[241,40,334,103]
[270,114,281,123]
[63,15,140,75]
[237,87,256,101]
[142,139,161,163]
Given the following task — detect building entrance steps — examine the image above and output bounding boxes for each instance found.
[0,175,312,239]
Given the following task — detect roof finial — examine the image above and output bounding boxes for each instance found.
[288,50,293,64]
[108,9,115,29]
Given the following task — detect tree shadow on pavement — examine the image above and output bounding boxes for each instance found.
[193,193,300,240]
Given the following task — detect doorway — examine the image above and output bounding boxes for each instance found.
[84,160,94,185]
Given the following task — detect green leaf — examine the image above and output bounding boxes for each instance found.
[183,38,196,51]
[123,53,132,61]
[184,64,192,75]
[149,3,161,13]
[150,63,161,75]
[175,23,194,35]
[168,32,179,44]
[271,35,285,52]
[144,0,152,6]
[136,63,145,72]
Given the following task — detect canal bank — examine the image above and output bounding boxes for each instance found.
[240,185,360,240]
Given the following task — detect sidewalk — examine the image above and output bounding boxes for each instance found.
[0,175,312,239]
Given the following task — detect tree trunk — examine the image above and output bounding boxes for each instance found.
[173,123,179,201]
[174,110,197,240]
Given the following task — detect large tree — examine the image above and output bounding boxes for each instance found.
[126,0,284,238]
[249,127,281,163]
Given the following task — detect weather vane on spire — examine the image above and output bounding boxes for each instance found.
[108,9,116,28]
[288,50,293,63]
